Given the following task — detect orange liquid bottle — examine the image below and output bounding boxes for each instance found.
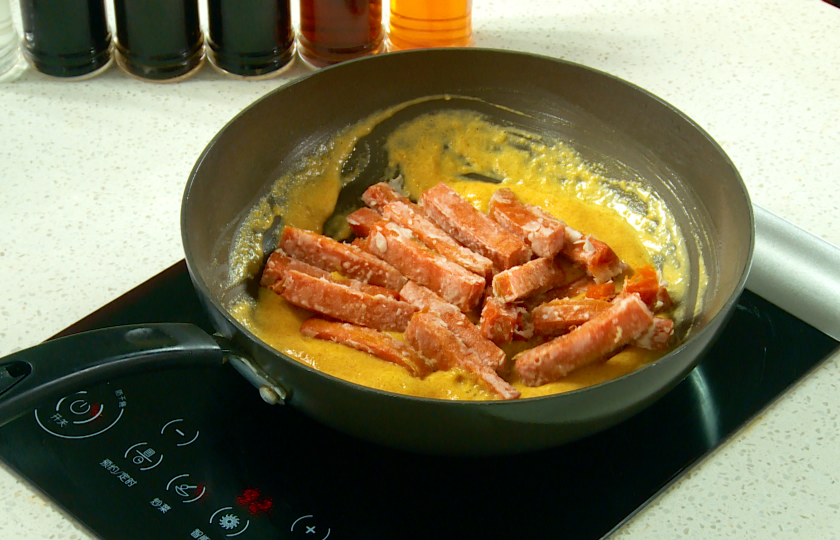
[387,0,473,50]
[298,0,384,67]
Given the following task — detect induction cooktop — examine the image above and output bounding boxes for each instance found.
[0,257,836,540]
[2,206,839,540]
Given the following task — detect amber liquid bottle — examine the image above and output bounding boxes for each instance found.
[298,0,384,67]
[387,0,473,50]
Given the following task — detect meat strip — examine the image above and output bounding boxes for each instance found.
[492,257,566,303]
[532,298,611,337]
[479,297,521,344]
[420,183,532,270]
[382,201,493,277]
[346,207,385,238]
[631,316,674,351]
[515,294,654,386]
[488,188,566,258]
[654,287,673,312]
[522,275,596,309]
[405,312,521,400]
[261,250,400,299]
[361,182,420,212]
[280,270,417,332]
[400,281,506,372]
[514,309,535,341]
[280,226,407,290]
[260,250,299,289]
[561,229,625,284]
[365,221,485,312]
[300,318,432,377]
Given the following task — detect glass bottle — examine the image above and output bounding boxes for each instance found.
[19,0,112,78]
[297,0,384,68]
[0,0,19,77]
[207,0,295,78]
[114,0,204,82]
[387,0,473,51]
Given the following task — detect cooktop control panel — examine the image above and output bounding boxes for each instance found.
[5,365,337,540]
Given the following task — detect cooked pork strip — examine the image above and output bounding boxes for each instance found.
[420,183,532,270]
[280,226,407,290]
[488,188,566,258]
[346,207,385,237]
[561,230,625,284]
[280,270,416,332]
[400,281,506,372]
[300,318,431,377]
[365,221,485,312]
[261,250,400,299]
[515,294,654,386]
[382,200,493,276]
[405,312,521,400]
[492,257,566,303]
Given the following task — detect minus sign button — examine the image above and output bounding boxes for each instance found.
[161,419,200,447]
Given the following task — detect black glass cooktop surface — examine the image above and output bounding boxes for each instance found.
[0,261,837,540]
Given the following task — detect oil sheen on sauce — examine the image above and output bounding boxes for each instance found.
[228,102,702,401]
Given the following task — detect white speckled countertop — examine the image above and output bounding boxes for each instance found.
[1,0,839,538]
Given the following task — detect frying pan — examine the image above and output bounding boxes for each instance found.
[0,49,753,455]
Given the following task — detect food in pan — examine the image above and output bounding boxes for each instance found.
[231,106,703,401]
[260,181,675,400]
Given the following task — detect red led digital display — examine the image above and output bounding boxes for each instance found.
[236,488,274,515]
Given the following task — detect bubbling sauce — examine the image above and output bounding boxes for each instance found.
[228,101,703,401]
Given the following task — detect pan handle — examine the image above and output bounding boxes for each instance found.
[0,323,225,427]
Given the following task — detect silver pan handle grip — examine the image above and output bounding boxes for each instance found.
[0,323,224,427]
[748,205,840,341]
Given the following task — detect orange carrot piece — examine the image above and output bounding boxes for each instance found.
[622,265,660,306]
[623,265,673,312]
[585,282,617,302]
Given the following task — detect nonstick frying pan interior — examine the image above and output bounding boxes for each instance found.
[182,49,752,454]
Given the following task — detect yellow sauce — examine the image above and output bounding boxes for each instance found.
[228,103,699,401]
